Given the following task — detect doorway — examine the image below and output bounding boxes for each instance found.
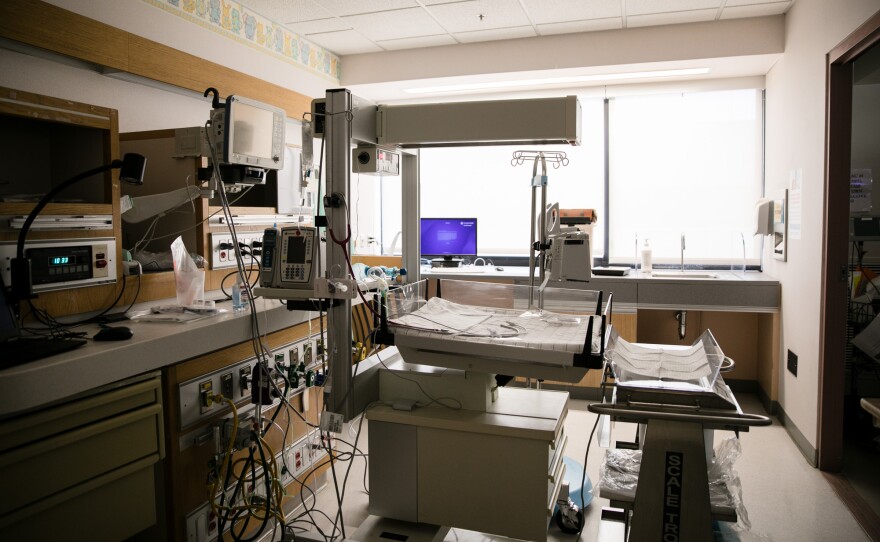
[821,9,880,540]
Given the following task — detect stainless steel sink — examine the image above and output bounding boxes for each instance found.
[651,271,718,279]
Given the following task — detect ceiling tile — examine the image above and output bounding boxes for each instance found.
[453,26,537,43]
[720,3,792,19]
[313,0,420,17]
[626,0,722,16]
[305,30,384,55]
[537,18,623,36]
[341,8,447,41]
[237,0,330,24]
[287,18,353,35]
[426,0,532,33]
[724,0,791,6]
[627,9,718,27]
[376,34,459,51]
[520,0,621,25]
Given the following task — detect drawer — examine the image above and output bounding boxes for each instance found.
[0,401,163,517]
[547,458,566,514]
[0,456,158,540]
[0,373,162,452]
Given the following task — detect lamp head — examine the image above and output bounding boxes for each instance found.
[119,153,147,185]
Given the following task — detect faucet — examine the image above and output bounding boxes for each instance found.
[680,233,686,272]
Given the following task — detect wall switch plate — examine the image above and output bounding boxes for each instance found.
[787,349,798,376]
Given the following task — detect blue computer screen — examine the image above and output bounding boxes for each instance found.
[420,218,478,257]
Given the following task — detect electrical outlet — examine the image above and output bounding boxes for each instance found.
[199,380,214,414]
[210,232,265,270]
[220,372,233,399]
[304,343,313,366]
[282,446,296,483]
[238,366,251,398]
[185,503,219,542]
[299,442,311,472]
[787,349,798,376]
[316,338,325,361]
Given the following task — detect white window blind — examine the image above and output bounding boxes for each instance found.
[607,89,763,267]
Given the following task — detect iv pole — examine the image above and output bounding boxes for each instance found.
[511,150,568,311]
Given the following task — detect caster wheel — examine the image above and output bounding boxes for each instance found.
[554,508,584,534]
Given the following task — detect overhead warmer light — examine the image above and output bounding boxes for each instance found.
[404,68,712,94]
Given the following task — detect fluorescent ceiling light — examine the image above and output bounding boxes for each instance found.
[404,68,712,94]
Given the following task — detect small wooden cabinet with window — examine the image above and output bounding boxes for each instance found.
[0,86,126,316]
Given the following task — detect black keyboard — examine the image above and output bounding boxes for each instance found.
[0,337,88,367]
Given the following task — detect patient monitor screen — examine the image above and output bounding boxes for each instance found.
[231,102,274,160]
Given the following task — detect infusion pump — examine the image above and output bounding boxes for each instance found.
[260,226,317,289]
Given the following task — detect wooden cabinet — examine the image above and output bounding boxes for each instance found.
[636,309,779,402]
[119,129,310,302]
[0,86,120,236]
[0,373,163,540]
[0,86,129,316]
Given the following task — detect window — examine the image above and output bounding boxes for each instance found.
[415,98,606,258]
[371,89,764,268]
[607,89,764,267]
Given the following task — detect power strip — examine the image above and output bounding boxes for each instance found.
[210,232,266,270]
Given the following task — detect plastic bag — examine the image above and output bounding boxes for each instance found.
[133,249,205,272]
[594,437,775,541]
[171,236,205,307]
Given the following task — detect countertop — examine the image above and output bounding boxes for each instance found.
[0,295,313,417]
[2,267,780,417]
[420,266,780,312]
[421,265,777,283]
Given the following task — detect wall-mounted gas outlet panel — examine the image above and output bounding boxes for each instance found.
[178,332,327,429]
[210,232,266,270]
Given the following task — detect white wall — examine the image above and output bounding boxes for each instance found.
[764,0,880,449]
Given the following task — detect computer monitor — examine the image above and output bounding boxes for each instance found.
[420,218,478,259]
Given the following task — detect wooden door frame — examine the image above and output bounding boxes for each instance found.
[819,10,880,471]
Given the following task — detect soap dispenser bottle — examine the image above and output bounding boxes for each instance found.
[640,239,653,273]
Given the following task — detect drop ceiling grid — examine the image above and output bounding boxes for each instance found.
[314,0,421,17]
[342,8,447,41]
[426,0,533,33]
[520,0,623,25]
[305,30,384,55]
[236,0,795,55]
